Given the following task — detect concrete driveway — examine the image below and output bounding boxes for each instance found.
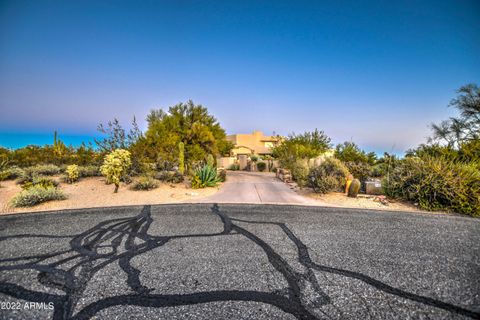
[0,204,479,319]
[200,171,315,205]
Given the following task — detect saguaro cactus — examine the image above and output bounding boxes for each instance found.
[178,142,185,175]
[53,130,60,157]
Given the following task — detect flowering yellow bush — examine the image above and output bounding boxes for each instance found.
[100,149,132,193]
[65,164,79,183]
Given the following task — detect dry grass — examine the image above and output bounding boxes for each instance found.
[0,176,220,215]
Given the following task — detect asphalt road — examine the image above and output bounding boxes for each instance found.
[0,204,479,320]
[200,172,315,205]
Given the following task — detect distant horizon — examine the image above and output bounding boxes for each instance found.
[1,1,478,155]
[0,129,410,157]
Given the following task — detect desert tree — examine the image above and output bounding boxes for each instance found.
[430,84,480,148]
[139,100,233,170]
[95,117,143,152]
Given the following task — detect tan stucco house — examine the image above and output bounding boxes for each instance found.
[227,131,280,156]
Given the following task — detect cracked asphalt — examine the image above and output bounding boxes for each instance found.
[0,204,479,319]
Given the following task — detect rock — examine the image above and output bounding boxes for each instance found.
[373,195,389,206]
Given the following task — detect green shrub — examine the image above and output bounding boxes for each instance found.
[0,166,24,183]
[308,158,350,194]
[65,164,79,183]
[11,185,66,207]
[131,176,159,191]
[130,162,156,177]
[373,153,398,178]
[407,141,480,164]
[344,161,372,183]
[384,156,480,216]
[191,165,220,189]
[370,164,386,177]
[18,167,57,185]
[250,155,258,162]
[22,176,59,190]
[6,167,25,180]
[155,160,177,171]
[335,142,376,165]
[0,158,9,186]
[100,149,132,193]
[25,164,61,176]
[217,168,227,182]
[16,171,34,185]
[0,171,8,187]
[228,164,240,171]
[257,162,267,172]
[272,129,331,168]
[290,160,309,187]
[155,171,184,183]
[78,165,101,177]
[121,174,133,184]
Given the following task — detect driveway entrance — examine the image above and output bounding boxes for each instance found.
[200,171,315,205]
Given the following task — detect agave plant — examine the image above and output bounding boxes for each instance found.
[192,164,220,189]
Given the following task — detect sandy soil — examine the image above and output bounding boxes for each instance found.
[0,176,220,215]
[297,188,433,213]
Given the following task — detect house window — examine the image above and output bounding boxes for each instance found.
[264,142,274,148]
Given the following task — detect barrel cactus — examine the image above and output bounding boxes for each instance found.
[348,178,361,198]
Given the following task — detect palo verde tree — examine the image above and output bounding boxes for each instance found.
[95,117,143,153]
[95,117,143,173]
[137,100,233,169]
[272,129,331,168]
[430,83,479,148]
[408,84,480,162]
[334,141,376,165]
[271,129,331,185]
[334,141,377,183]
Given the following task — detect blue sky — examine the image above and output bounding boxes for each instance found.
[1,0,479,154]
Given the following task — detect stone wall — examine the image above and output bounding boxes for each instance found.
[216,157,236,169]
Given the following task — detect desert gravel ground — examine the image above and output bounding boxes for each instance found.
[2,172,422,215]
[0,177,219,214]
[301,191,426,212]
[0,204,479,319]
